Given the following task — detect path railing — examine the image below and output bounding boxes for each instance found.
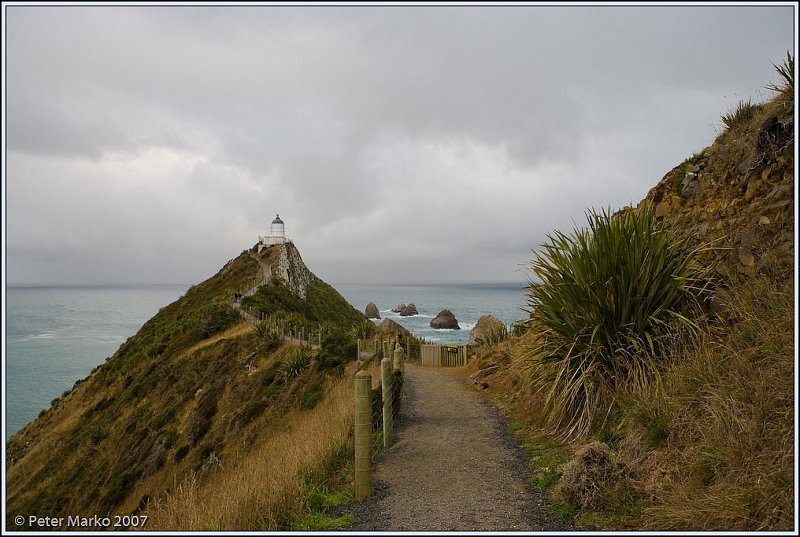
[354,342,405,500]
[236,305,324,349]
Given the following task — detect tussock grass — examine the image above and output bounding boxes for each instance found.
[504,274,793,531]
[146,369,356,530]
[766,51,794,97]
[721,99,763,131]
[521,205,711,439]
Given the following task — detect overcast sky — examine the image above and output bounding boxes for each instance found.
[3,3,795,285]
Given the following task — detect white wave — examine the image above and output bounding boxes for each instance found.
[21,332,55,341]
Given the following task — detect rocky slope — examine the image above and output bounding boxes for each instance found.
[644,93,793,282]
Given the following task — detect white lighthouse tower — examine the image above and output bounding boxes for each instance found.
[259,214,288,252]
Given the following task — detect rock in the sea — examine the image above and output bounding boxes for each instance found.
[468,315,506,346]
[376,318,411,337]
[430,309,460,330]
[391,303,406,313]
[399,303,418,317]
[365,302,381,319]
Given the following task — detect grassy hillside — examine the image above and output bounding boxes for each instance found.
[475,58,794,531]
[6,243,369,530]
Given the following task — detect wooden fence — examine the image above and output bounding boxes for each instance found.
[420,344,469,367]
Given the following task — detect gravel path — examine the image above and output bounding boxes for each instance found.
[331,363,575,532]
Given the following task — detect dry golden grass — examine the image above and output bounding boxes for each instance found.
[639,277,794,530]
[145,365,357,531]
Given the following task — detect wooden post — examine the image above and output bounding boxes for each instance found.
[393,343,403,372]
[381,357,392,448]
[354,371,372,500]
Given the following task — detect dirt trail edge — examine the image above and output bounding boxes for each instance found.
[331,363,575,532]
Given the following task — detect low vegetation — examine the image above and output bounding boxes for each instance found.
[146,365,358,530]
[6,244,372,531]
[721,99,763,131]
[766,51,794,98]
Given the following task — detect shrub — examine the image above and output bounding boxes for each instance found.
[174,445,190,462]
[198,302,240,340]
[282,349,311,380]
[299,383,325,411]
[316,331,356,370]
[522,205,710,439]
[234,400,268,428]
[254,322,282,351]
[188,388,220,444]
[88,423,108,445]
[151,405,176,430]
[350,320,377,340]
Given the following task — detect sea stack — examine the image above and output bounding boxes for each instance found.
[399,303,418,317]
[430,309,460,330]
[365,302,381,319]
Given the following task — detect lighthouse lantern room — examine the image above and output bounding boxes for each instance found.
[259,214,288,252]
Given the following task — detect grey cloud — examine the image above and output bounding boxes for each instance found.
[4,4,794,285]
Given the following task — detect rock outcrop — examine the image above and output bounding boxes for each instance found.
[430,309,460,330]
[391,303,406,313]
[642,95,793,282]
[399,303,418,317]
[468,315,506,346]
[365,302,381,319]
[274,242,311,298]
[376,318,411,337]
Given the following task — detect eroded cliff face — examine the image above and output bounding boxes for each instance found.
[642,95,793,282]
[251,242,312,298]
[275,243,311,299]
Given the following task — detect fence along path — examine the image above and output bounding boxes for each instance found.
[337,362,574,531]
[232,271,323,349]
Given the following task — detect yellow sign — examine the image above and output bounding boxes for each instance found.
[446,345,459,353]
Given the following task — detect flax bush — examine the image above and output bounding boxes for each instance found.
[523,205,710,439]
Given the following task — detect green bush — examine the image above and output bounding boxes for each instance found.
[523,205,710,439]
[299,383,325,410]
[198,302,240,339]
[316,331,356,370]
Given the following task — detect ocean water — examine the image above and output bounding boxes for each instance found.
[333,282,530,345]
[4,282,530,439]
[4,285,189,438]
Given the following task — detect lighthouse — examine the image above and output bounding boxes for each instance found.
[259,214,288,251]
